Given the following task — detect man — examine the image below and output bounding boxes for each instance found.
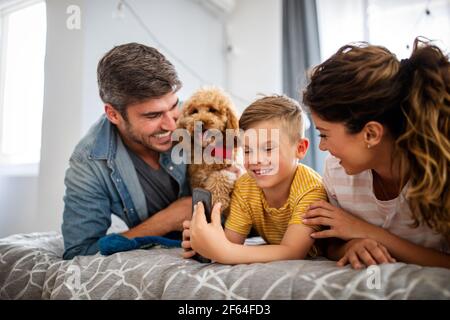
[62,43,192,260]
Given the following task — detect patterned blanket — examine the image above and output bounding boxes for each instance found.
[0,232,449,299]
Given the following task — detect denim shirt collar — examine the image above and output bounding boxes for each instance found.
[90,115,115,161]
[89,114,189,198]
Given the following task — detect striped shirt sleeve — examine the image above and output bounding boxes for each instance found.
[289,186,328,231]
[225,184,253,236]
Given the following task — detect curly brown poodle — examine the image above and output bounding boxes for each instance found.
[177,86,240,215]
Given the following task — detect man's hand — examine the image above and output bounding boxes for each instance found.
[338,238,396,269]
[303,200,376,241]
[121,196,192,239]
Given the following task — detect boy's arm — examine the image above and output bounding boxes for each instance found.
[224,228,246,245]
[217,224,315,264]
[190,202,315,264]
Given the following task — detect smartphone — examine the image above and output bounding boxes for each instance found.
[192,188,212,223]
[191,188,212,263]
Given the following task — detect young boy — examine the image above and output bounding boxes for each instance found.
[182,95,328,264]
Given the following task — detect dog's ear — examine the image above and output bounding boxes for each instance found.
[226,108,239,130]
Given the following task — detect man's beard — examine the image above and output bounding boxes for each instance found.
[123,120,172,153]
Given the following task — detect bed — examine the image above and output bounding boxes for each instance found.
[0,231,449,300]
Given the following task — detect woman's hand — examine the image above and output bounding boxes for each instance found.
[189,201,231,261]
[338,238,396,269]
[302,200,376,241]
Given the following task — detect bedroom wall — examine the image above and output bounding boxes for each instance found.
[226,0,282,113]
[36,0,227,236]
[0,0,283,237]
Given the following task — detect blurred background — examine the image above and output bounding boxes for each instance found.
[0,0,448,237]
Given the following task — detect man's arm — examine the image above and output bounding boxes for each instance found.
[121,196,192,239]
[62,158,113,260]
[63,156,192,259]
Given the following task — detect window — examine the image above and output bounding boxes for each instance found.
[316,0,450,61]
[0,0,46,166]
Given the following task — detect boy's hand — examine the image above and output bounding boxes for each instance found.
[190,202,231,261]
[181,220,196,259]
[303,200,376,241]
[338,238,396,269]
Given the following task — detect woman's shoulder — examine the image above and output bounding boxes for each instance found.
[325,154,344,172]
[323,154,373,185]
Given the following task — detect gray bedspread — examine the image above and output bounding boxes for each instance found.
[0,232,449,299]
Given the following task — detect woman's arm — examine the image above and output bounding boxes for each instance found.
[367,227,450,268]
[304,200,450,268]
[189,202,315,264]
[327,238,395,269]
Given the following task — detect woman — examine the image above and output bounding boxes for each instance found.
[302,38,450,269]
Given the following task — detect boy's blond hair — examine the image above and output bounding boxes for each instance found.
[239,95,305,142]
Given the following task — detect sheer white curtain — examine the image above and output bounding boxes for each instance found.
[316,0,450,61]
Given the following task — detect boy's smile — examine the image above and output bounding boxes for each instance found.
[250,167,275,176]
[243,120,308,195]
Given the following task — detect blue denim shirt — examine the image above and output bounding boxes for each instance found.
[62,115,190,260]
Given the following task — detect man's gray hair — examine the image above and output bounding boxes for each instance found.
[97,42,182,117]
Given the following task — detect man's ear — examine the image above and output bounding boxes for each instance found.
[363,121,384,148]
[104,104,123,125]
[296,138,309,159]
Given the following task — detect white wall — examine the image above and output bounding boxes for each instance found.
[226,0,282,113]
[316,0,365,61]
[0,0,282,237]
[81,0,227,132]
[34,0,85,234]
[0,175,38,236]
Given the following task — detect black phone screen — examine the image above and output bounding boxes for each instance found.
[192,188,212,223]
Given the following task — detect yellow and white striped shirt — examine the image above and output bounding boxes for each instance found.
[225,164,328,247]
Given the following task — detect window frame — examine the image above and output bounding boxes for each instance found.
[0,0,46,173]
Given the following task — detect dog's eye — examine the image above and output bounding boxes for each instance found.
[191,109,198,114]
[208,107,217,113]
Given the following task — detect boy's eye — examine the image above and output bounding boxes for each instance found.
[318,134,327,139]
[147,114,162,119]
